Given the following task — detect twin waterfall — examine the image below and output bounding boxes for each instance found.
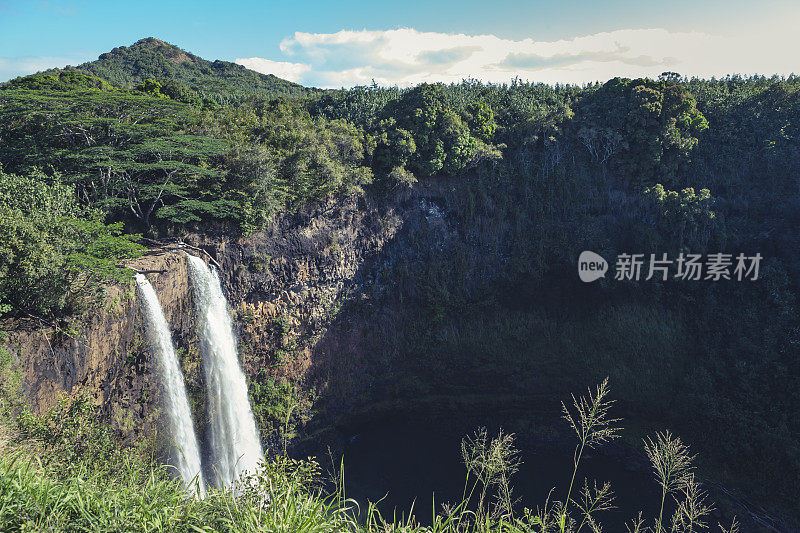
[134,254,263,495]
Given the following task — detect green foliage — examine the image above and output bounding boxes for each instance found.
[0,170,143,318]
[642,184,715,252]
[1,70,115,92]
[309,82,402,127]
[0,336,22,419]
[218,98,374,231]
[249,372,299,432]
[0,88,234,230]
[134,78,168,98]
[466,101,497,143]
[17,393,117,469]
[576,77,709,187]
[157,79,202,105]
[0,84,377,235]
[312,83,503,186]
[382,83,482,177]
[387,165,418,190]
[130,78,202,105]
[371,118,417,173]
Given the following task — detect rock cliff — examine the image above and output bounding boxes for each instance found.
[1,250,196,441]
[1,179,470,449]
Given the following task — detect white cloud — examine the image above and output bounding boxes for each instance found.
[234,57,310,83]
[237,25,799,89]
[0,55,93,81]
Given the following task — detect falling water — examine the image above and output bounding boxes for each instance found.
[186,254,264,488]
[134,274,205,496]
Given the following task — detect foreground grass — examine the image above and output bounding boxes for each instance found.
[0,453,209,531]
[0,451,358,532]
[0,336,740,533]
[0,378,746,533]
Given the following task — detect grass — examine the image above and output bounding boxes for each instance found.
[0,453,210,531]
[0,350,743,533]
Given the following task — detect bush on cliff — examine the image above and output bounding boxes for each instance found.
[0,170,144,319]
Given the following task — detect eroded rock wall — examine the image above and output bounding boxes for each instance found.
[1,188,440,442]
[1,251,196,439]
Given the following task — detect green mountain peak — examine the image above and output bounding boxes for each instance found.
[53,37,313,98]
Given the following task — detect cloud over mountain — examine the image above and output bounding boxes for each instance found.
[237,26,798,88]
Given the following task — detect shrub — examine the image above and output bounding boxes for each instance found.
[0,170,143,318]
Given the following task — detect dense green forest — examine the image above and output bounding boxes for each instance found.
[0,38,798,531]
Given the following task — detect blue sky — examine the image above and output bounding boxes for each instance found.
[1,0,797,86]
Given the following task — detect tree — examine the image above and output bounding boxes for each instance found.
[0,170,143,318]
[642,183,715,252]
[0,89,232,231]
[466,100,497,142]
[576,77,709,188]
[134,79,167,98]
[378,83,497,178]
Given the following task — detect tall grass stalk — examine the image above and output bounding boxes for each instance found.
[644,430,695,533]
[559,378,621,532]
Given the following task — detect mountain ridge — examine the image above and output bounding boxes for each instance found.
[39,36,314,98]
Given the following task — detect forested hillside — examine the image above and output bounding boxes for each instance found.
[41,38,313,102]
[0,39,798,531]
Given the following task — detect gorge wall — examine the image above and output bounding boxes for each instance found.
[0,173,679,449]
[0,187,429,444]
[1,251,196,442]
[1,178,792,530]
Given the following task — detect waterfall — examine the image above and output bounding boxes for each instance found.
[134,274,205,496]
[186,254,264,488]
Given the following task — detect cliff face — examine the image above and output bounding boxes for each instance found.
[0,184,456,443]
[183,194,406,433]
[192,197,393,348]
[1,251,197,440]
[181,184,470,433]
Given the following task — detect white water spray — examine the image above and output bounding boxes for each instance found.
[186,254,264,488]
[134,274,205,496]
